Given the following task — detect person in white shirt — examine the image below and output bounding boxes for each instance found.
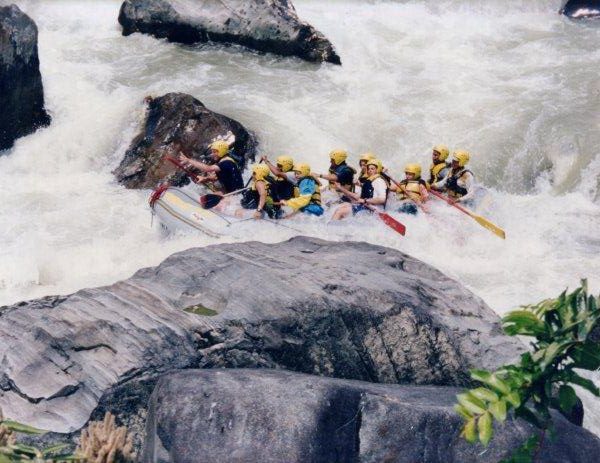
[331,158,388,220]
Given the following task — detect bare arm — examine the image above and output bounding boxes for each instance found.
[261,156,286,179]
[179,153,221,173]
[335,183,361,202]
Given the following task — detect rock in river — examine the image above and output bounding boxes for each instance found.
[118,0,341,64]
[0,237,522,441]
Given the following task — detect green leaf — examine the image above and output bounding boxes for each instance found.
[505,390,521,408]
[470,387,499,403]
[1,420,47,435]
[489,399,508,422]
[41,443,69,457]
[558,385,578,414]
[457,393,486,415]
[477,412,493,446]
[567,372,600,396]
[454,404,472,419]
[470,369,492,383]
[540,342,567,370]
[462,417,477,443]
[502,311,546,336]
[570,342,600,371]
[9,442,39,456]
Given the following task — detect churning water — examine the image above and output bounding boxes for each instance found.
[1,0,599,432]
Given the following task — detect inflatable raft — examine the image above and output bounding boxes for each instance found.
[150,186,236,237]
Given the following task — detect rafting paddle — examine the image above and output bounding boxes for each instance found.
[429,190,506,239]
[365,204,406,236]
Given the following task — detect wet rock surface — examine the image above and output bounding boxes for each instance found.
[113,92,257,189]
[0,237,522,442]
[118,0,341,64]
[0,4,50,151]
[560,0,600,19]
[143,369,600,463]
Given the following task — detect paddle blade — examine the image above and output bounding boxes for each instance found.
[200,193,223,209]
[472,214,506,239]
[377,212,406,236]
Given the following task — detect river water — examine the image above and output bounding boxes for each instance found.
[1,0,599,433]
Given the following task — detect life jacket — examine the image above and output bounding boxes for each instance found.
[216,156,244,192]
[295,176,322,206]
[446,168,472,198]
[397,179,427,201]
[240,177,275,209]
[271,175,295,201]
[429,161,450,184]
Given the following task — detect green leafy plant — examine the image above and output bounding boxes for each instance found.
[0,409,134,463]
[455,280,600,461]
[0,413,76,463]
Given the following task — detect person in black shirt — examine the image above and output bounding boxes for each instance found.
[178,140,244,193]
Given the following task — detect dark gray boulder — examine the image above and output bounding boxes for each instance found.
[142,369,600,463]
[560,0,600,18]
[118,0,341,65]
[113,92,257,189]
[0,237,522,442]
[0,4,50,151]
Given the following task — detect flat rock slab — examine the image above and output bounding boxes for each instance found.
[118,0,341,64]
[143,369,600,463]
[113,92,257,188]
[0,4,50,151]
[0,237,522,439]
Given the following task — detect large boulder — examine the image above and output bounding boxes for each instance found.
[113,92,257,189]
[0,237,522,442]
[560,0,600,18]
[118,0,341,65]
[143,369,600,463]
[0,4,50,151]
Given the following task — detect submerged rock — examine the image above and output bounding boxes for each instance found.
[118,0,341,64]
[0,237,522,441]
[142,369,600,463]
[560,0,600,19]
[0,4,50,151]
[113,92,257,189]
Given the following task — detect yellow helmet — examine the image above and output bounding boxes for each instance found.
[329,149,348,166]
[293,163,311,178]
[433,144,449,161]
[404,163,422,178]
[276,155,294,172]
[359,152,376,163]
[208,140,229,158]
[252,164,271,181]
[366,158,383,174]
[452,150,470,167]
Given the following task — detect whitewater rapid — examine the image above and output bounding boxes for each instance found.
[0,0,599,431]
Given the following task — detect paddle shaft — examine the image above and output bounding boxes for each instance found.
[165,155,202,183]
[429,189,505,239]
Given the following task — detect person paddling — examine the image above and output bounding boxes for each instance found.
[389,163,429,214]
[237,164,276,219]
[178,140,244,194]
[279,163,323,217]
[432,150,475,205]
[261,155,296,202]
[316,149,356,201]
[429,144,450,184]
[331,158,387,220]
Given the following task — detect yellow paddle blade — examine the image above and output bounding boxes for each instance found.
[470,212,506,239]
